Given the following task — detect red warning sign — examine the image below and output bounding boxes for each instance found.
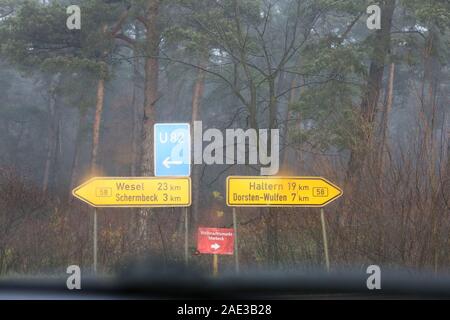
[197,227,234,255]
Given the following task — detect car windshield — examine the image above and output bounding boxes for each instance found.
[0,0,449,301]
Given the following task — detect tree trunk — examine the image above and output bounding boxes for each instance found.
[91,78,105,174]
[346,0,396,179]
[68,110,88,201]
[280,75,299,170]
[420,29,442,272]
[377,62,395,179]
[265,75,280,267]
[52,115,62,200]
[138,0,160,244]
[140,0,160,177]
[191,60,207,225]
[131,57,142,176]
[233,0,257,130]
[42,74,60,195]
[131,24,143,176]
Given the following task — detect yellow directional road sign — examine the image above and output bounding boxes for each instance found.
[72,177,191,207]
[227,176,342,207]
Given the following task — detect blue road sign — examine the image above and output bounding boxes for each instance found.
[154,123,191,177]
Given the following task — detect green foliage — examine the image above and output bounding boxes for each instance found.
[0,0,128,119]
[0,0,123,77]
[289,0,450,153]
[402,0,450,31]
[302,40,367,76]
[57,72,98,114]
[291,81,363,151]
[164,26,210,57]
[290,18,368,150]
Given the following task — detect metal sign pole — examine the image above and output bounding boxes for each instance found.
[232,208,240,274]
[213,254,218,276]
[184,207,189,266]
[93,208,98,275]
[320,208,330,272]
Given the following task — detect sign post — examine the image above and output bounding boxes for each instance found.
[73,177,191,273]
[73,177,191,207]
[197,227,234,276]
[153,123,192,267]
[213,254,218,277]
[232,208,239,273]
[227,176,342,271]
[154,123,191,177]
[93,208,97,274]
[74,123,193,275]
[320,208,330,272]
[227,176,342,207]
[197,227,234,255]
[184,207,189,266]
